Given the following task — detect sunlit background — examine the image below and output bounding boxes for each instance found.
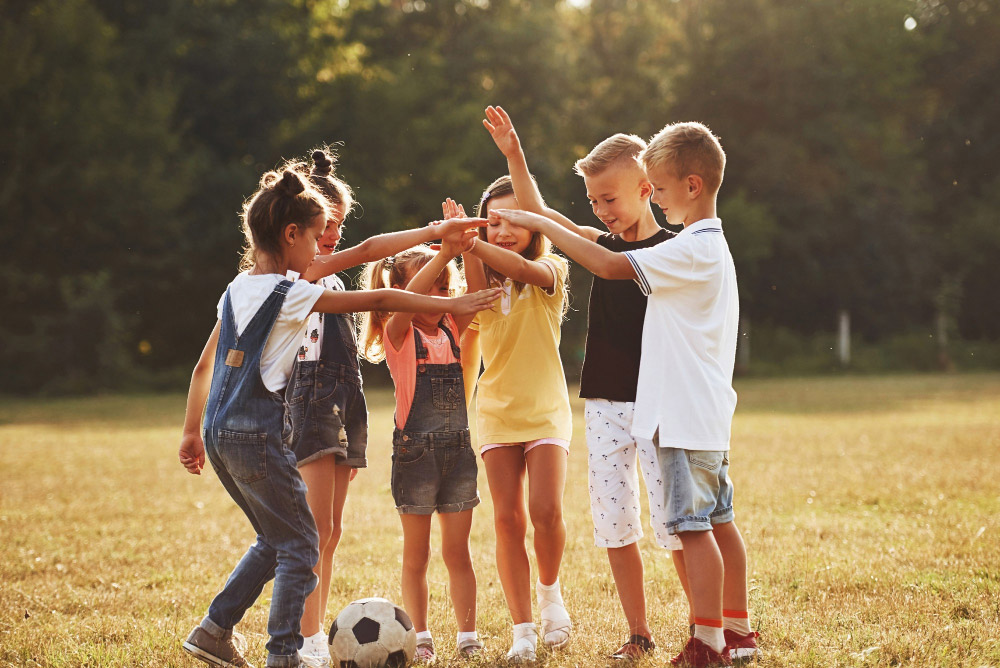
[2,0,998,393]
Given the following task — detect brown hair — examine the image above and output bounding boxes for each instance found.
[474,175,554,298]
[239,168,329,271]
[308,147,355,220]
[640,122,726,196]
[357,246,460,363]
[573,133,647,178]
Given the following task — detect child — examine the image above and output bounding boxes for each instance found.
[287,150,484,667]
[489,122,758,668]
[358,229,485,662]
[177,167,499,668]
[482,105,681,660]
[452,176,573,662]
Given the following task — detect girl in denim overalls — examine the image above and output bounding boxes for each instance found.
[358,237,485,662]
[178,168,499,668]
[285,150,487,667]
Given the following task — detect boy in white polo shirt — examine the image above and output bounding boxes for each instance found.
[491,122,757,668]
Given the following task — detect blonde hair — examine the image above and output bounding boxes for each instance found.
[639,122,726,196]
[239,167,329,271]
[357,246,461,363]
[573,133,647,178]
[475,175,567,315]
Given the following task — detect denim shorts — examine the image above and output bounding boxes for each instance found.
[651,436,735,534]
[391,430,480,515]
[285,362,368,468]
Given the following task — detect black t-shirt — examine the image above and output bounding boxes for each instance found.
[579,228,674,401]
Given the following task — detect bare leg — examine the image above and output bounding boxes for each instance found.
[399,514,433,632]
[524,444,567,586]
[672,548,695,628]
[608,543,652,638]
[439,509,477,632]
[483,447,532,623]
[317,465,353,628]
[712,521,748,613]
[299,456,338,637]
[677,531,723,622]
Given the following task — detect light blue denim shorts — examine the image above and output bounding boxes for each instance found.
[652,435,735,534]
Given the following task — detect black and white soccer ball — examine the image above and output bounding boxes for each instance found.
[328,597,416,668]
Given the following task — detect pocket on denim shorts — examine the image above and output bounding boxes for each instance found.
[688,451,724,473]
[217,430,268,484]
[393,444,428,465]
[431,378,463,411]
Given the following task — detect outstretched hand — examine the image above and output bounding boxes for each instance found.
[451,287,503,316]
[483,106,521,158]
[488,208,548,232]
[437,198,478,255]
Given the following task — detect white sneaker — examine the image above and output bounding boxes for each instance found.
[537,581,572,650]
[298,650,331,668]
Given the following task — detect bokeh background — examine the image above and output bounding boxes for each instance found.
[2,0,998,393]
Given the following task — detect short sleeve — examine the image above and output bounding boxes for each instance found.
[624,240,700,296]
[282,280,327,326]
[466,314,480,333]
[538,254,569,298]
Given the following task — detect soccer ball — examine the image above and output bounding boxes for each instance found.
[328,597,416,668]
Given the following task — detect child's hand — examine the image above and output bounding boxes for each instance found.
[483,106,521,158]
[450,287,503,315]
[442,197,467,220]
[431,217,488,241]
[440,229,478,257]
[489,208,547,232]
[179,432,206,475]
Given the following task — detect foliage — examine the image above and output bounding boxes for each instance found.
[1,0,998,391]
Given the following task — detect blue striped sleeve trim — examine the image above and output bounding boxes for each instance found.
[624,251,651,295]
[691,228,723,236]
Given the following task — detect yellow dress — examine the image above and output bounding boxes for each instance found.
[471,254,572,445]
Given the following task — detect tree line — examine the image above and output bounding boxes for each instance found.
[1,0,997,392]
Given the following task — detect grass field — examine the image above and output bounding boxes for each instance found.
[1,374,999,667]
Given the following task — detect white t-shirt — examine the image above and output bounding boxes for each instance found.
[624,218,739,450]
[216,272,327,393]
[298,275,343,362]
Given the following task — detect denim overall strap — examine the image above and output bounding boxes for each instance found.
[316,277,362,378]
[205,280,292,440]
[400,319,469,435]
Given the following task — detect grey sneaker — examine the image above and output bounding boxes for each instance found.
[182,626,254,668]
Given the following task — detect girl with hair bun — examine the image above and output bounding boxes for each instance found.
[178,164,499,668]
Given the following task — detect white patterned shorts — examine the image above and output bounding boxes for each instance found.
[585,399,682,551]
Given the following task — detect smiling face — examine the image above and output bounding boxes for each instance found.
[317,205,346,255]
[484,193,532,255]
[646,164,693,227]
[583,165,651,236]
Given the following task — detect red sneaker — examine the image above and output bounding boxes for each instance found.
[669,637,732,667]
[724,629,761,662]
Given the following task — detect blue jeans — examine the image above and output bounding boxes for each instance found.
[205,430,319,666]
[654,442,735,534]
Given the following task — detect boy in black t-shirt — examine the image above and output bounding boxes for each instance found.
[482,106,679,660]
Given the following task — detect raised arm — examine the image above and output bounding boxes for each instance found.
[179,320,220,475]
[484,105,603,242]
[490,209,636,281]
[302,224,443,282]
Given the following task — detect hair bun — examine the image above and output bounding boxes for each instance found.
[277,170,306,196]
[311,150,336,177]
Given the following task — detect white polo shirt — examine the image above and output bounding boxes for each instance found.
[624,218,739,450]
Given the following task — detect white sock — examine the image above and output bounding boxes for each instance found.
[416,630,433,642]
[456,631,478,644]
[723,611,752,636]
[536,578,565,607]
[513,622,537,643]
[694,624,725,654]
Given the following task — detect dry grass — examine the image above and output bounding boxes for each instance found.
[1,374,998,667]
